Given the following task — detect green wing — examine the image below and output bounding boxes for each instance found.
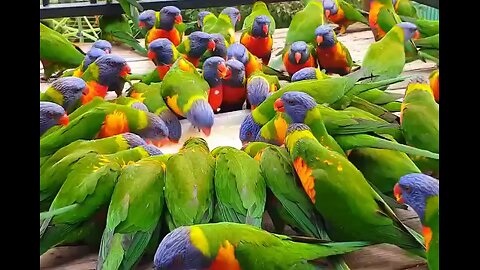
[212,147,266,227]
[339,0,369,25]
[285,1,324,45]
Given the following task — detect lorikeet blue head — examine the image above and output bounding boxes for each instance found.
[239,113,262,145]
[210,33,228,59]
[82,48,107,71]
[139,9,157,30]
[186,100,214,136]
[288,41,310,64]
[247,76,270,109]
[142,144,164,156]
[50,77,88,112]
[275,91,317,123]
[315,25,336,48]
[136,112,169,146]
[397,22,420,41]
[158,109,182,143]
[203,56,228,87]
[188,31,216,58]
[121,132,147,147]
[148,38,176,66]
[291,67,318,82]
[197,11,212,28]
[130,101,149,112]
[322,0,339,17]
[94,54,131,87]
[221,7,241,27]
[154,226,211,269]
[92,39,112,54]
[40,101,69,136]
[159,6,182,30]
[227,43,249,66]
[223,59,245,87]
[252,15,271,38]
[394,173,439,222]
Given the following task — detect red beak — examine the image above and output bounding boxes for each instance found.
[325,9,331,18]
[262,24,269,35]
[274,98,285,112]
[237,14,241,22]
[148,50,157,61]
[294,52,302,64]
[223,67,232,80]
[175,14,183,24]
[138,21,146,28]
[58,113,69,126]
[148,138,170,147]
[251,105,257,110]
[413,30,421,40]
[208,40,216,51]
[120,65,131,77]
[316,35,324,45]
[393,183,404,203]
[201,127,212,136]
[217,62,229,78]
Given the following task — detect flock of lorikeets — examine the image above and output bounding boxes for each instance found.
[39,0,439,269]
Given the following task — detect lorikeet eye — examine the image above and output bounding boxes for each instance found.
[246,131,252,137]
[404,186,412,193]
[287,100,295,105]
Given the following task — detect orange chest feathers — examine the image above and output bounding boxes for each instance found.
[98,110,130,138]
[148,28,181,46]
[208,240,241,270]
[241,33,273,59]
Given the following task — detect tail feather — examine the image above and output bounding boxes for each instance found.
[334,134,439,159]
[40,221,80,255]
[349,96,399,123]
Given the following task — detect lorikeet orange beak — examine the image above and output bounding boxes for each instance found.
[325,9,331,18]
[175,14,183,24]
[274,98,285,112]
[393,183,405,203]
[263,24,269,35]
[120,65,132,77]
[58,113,69,126]
[316,36,324,45]
[251,105,257,110]
[147,138,171,147]
[201,127,212,136]
[148,50,157,61]
[208,40,216,51]
[217,62,229,79]
[138,21,146,28]
[413,30,421,40]
[294,52,302,64]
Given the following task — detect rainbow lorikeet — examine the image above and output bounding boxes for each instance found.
[285,0,324,47]
[99,14,148,56]
[392,0,418,18]
[202,7,240,45]
[221,59,247,112]
[67,48,107,78]
[429,69,439,102]
[138,9,157,32]
[80,54,131,103]
[40,77,88,114]
[153,222,369,269]
[285,123,427,258]
[197,11,213,28]
[128,82,182,144]
[394,173,439,270]
[202,56,229,113]
[227,43,276,83]
[164,138,215,231]
[291,67,329,82]
[210,146,266,227]
[97,154,170,270]
[283,41,318,77]
[277,91,440,159]
[241,5,275,65]
[176,31,216,68]
[39,145,163,255]
[322,0,369,34]
[400,80,439,177]
[40,101,168,157]
[40,102,69,137]
[142,6,184,49]
[111,96,149,111]
[239,113,263,145]
[40,23,85,80]
[40,133,146,211]
[161,58,214,136]
[314,25,353,75]
[91,39,113,54]
[399,15,439,38]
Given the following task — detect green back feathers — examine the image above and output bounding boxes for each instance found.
[242,1,276,36]
[286,1,324,46]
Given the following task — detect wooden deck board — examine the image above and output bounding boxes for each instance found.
[39,24,433,269]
